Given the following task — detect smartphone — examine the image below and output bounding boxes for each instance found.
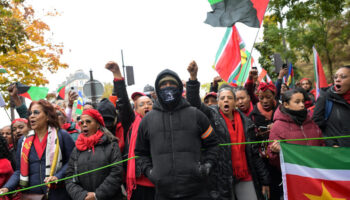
[70,86,78,94]
[259,126,268,132]
[282,64,288,69]
[252,66,257,70]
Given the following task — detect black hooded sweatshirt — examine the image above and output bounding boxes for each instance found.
[134,69,219,198]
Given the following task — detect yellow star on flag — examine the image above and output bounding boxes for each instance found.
[304,182,346,200]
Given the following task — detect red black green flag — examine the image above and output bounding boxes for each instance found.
[16,82,49,101]
[57,86,65,100]
[205,0,269,28]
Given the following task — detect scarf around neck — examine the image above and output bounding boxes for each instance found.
[75,129,104,153]
[220,110,250,180]
[20,127,62,188]
[257,100,276,121]
[126,112,154,200]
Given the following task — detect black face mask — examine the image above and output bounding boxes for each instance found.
[158,86,181,109]
[281,106,308,125]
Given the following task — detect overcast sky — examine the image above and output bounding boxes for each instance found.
[1,0,264,125]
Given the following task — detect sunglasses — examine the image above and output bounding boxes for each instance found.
[79,120,92,125]
[28,110,41,116]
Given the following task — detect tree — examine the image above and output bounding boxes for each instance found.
[102,82,113,99]
[256,0,349,82]
[0,1,67,102]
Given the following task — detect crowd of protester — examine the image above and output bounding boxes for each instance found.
[0,61,349,200]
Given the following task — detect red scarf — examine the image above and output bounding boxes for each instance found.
[75,129,104,152]
[126,112,153,200]
[20,133,35,187]
[243,102,254,117]
[220,110,251,180]
[257,100,276,121]
[115,122,125,153]
[33,132,48,159]
[8,143,14,151]
[341,89,350,104]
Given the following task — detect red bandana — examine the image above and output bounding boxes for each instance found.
[82,109,105,127]
[75,129,104,152]
[257,82,276,94]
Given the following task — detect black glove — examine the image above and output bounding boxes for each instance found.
[198,163,212,177]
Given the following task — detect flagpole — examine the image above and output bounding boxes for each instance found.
[239,26,262,86]
[239,1,270,86]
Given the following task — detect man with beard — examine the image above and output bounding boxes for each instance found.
[135,69,219,200]
[105,61,155,200]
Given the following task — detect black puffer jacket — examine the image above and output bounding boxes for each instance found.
[186,79,270,200]
[65,134,123,200]
[313,86,350,147]
[135,69,219,199]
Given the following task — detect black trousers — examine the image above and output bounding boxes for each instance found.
[155,189,211,200]
[131,185,156,200]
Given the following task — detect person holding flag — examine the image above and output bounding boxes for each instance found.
[267,88,324,166]
[313,65,350,147]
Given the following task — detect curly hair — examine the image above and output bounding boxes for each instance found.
[0,134,11,160]
[28,99,60,130]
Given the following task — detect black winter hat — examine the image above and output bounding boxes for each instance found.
[97,98,116,127]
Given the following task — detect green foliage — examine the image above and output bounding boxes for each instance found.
[256,0,350,83]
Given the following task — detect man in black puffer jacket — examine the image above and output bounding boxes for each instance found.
[135,69,219,200]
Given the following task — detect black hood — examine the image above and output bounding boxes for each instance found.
[97,98,117,128]
[155,69,184,110]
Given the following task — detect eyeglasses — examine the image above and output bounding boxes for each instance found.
[28,110,41,116]
[333,74,348,80]
[79,120,92,125]
[138,102,153,107]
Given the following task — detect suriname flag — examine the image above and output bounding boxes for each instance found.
[280,143,350,199]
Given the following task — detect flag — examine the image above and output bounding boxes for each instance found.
[16,82,49,101]
[75,91,84,115]
[0,93,6,107]
[205,0,269,28]
[0,65,7,73]
[57,86,65,100]
[283,63,295,87]
[213,25,242,83]
[214,25,271,86]
[280,143,350,200]
[313,46,328,99]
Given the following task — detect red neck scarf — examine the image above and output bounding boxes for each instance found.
[242,102,254,117]
[257,100,276,121]
[8,143,14,151]
[33,132,48,159]
[126,112,154,200]
[75,129,104,152]
[341,89,350,104]
[220,110,250,180]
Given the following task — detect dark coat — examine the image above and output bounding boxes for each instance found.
[135,69,219,199]
[4,129,75,200]
[268,106,324,167]
[312,86,350,147]
[186,79,270,200]
[65,134,123,200]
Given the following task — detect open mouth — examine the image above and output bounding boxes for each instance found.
[145,110,149,114]
[30,120,36,127]
[335,84,341,91]
[223,104,230,112]
[82,129,89,134]
[262,104,270,110]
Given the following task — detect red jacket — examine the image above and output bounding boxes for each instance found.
[268,106,324,167]
[0,158,13,188]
